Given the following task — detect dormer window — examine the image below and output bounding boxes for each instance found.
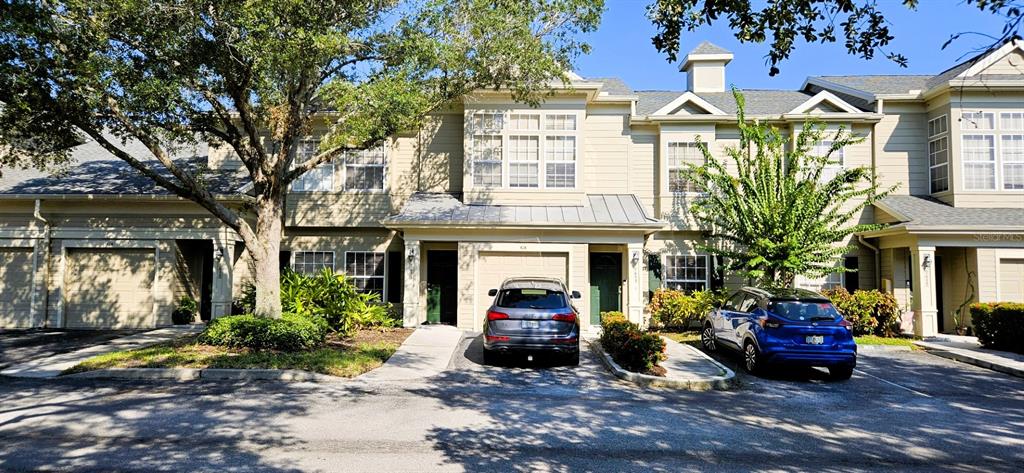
[469,111,579,190]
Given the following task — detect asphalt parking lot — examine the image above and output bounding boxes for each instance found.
[0,329,141,369]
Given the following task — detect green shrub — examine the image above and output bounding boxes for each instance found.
[647,288,724,330]
[824,288,902,337]
[346,292,403,329]
[599,314,665,374]
[171,296,198,325]
[232,284,256,315]
[200,313,328,352]
[971,303,1024,354]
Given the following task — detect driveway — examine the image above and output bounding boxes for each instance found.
[0,329,141,370]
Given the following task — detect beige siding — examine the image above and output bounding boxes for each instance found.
[945,91,1024,207]
[584,103,632,194]
[980,49,1024,75]
[999,258,1024,301]
[64,248,156,328]
[629,126,658,216]
[0,248,34,328]
[876,102,929,195]
[937,247,978,332]
[977,248,1000,302]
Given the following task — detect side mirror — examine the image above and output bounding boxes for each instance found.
[570,290,581,299]
[488,289,498,297]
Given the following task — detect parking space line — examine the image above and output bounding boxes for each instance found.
[855,368,932,398]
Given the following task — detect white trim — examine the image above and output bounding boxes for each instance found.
[961,41,1024,77]
[788,90,862,114]
[662,254,710,291]
[961,134,997,191]
[291,250,336,275]
[801,77,881,102]
[343,250,386,295]
[651,92,728,116]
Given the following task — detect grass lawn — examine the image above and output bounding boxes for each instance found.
[854,334,919,348]
[658,331,701,347]
[63,328,414,377]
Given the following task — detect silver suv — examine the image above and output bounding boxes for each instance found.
[482,277,582,366]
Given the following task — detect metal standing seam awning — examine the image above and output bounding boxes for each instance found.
[382,193,665,232]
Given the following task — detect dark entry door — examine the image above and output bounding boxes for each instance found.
[427,250,458,325]
[589,253,622,325]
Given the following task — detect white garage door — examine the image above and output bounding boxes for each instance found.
[476,252,569,322]
[65,248,155,329]
[0,248,34,328]
[1000,259,1024,302]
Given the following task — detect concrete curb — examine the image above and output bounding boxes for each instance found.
[64,367,343,383]
[857,344,913,353]
[914,341,1024,379]
[588,339,737,390]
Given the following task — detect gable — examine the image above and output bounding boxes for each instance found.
[807,102,845,114]
[788,90,861,114]
[977,48,1024,76]
[668,101,715,115]
[650,92,727,116]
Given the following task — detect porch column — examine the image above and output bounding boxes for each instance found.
[402,239,422,327]
[910,245,939,337]
[625,243,645,325]
[210,233,235,319]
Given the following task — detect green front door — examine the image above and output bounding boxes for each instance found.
[426,250,458,325]
[589,253,622,325]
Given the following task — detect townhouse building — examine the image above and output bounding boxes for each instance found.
[1,41,1021,337]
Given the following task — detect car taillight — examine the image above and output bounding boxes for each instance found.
[758,316,784,329]
[552,312,576,323]
[485,335,510,342]
[839,319,852,331]
[487,311,509,321]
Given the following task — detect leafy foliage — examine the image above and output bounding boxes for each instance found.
[824,288,902,337]
[647,288,725,330]
[681,90,896,287]
[171,296,198,325]
[599,312,666,375]
[970,303,1024,354]
[280,269,399,335]
[646,0,1022,75]
[200,313,328,352]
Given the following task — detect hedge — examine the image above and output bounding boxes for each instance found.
[970,303,1024,354]
[598,311,665,374]
[647,289,724,330]
[823,288,902,337]
[200,312,328,352]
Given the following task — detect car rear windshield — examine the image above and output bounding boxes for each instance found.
[768,300,842,321]
[496,288,568,309]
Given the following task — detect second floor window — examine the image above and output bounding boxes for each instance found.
[343,148,386,191]
[667,142,703,193]
[929,136,949,193]
[545,136,576,188]
[471,135,503,186]
[810,140,844,182]
[291,141,334,192]
[664,255,708,292]
[508,135,539,188]
[1002,134,1024,190]
[962,134,996,190]
[469,111,578,189]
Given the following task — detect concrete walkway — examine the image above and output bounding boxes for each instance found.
[915,335,1024,379]
[1,325,204,378]
[358,324,464,382]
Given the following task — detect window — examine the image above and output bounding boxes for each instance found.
[663,255,708,292]
[545,136,576,188]
[797,272,844,292]
[345,252,385,294]
[1001,135,1024,190]
[810,140,844,182]
[508,113,540,131]
[929,136,949,193]
[545,114,577,131]
[471,134,503,186]
[291,141,333,192]
[508,135,539,188]
[961,111,995,130]
[962,134,996,190]
[343,148,385,191]
[928,115,948,137]
[471,113,504,132]
[667,142,704,193]
[292,251,335,275]
[1002,112,1024,131]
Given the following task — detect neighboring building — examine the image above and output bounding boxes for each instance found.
[0,41,1021,336]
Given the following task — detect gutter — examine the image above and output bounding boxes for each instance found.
[0,193,253,203]
[32,199,51,328]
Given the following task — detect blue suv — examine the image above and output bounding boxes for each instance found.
[701,287,857,380]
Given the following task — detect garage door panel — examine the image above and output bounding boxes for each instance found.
[65,248,155,329]
[475,252,569,328]
[0,248,34,328]
[1000,259,1024,302]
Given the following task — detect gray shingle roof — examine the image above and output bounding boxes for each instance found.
[690,41,731,55]
[876,195,1024,230]
[384,193,662,228]
[0,135,250,196]
[588,77,633,95]
[635,91,684,115]
[635,89,834,116]
[813,75,934,95]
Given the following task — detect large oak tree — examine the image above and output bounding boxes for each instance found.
[0,0,603,318]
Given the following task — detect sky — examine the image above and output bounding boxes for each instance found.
[575,0,1011,92]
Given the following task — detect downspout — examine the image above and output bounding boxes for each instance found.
[32,199,52,328]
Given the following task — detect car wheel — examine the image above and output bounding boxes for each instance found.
[829,365,854,380]
[701,324,717,352]
[565,351,580,366]
[483,348,500,366]
[743,341,761,374]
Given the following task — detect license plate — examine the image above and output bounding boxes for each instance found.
[805,335,825,345]
[521,321,540,329]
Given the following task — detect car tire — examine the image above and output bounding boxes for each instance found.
[483,348,500,366]
[743,340,762,375]
[829,365,854,380]
[565,351,580,366]
[701,324,718,353]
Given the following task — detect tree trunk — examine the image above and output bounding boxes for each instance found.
[250,193,285,318]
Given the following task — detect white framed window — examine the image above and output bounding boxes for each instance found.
[291,141,333,192]
[545,114,577,131]
[292,251,335,275]
[471,113,504,133]
[664,255,708,292]
[343,147,385,191]
[962,111,995,131]
[667,142,704,193]
[508,113,540,131]
[1001,112,1024,131]
[929,136,949,193]
[471,134,503,187]
[962,134,997,190]
[796,272,844,292]
[1001,134,1024,190]
[345,252,385,294]
[508,135,539,188]
[545,135,576,188]
[928,115,948,137]
[810,140,845,182]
